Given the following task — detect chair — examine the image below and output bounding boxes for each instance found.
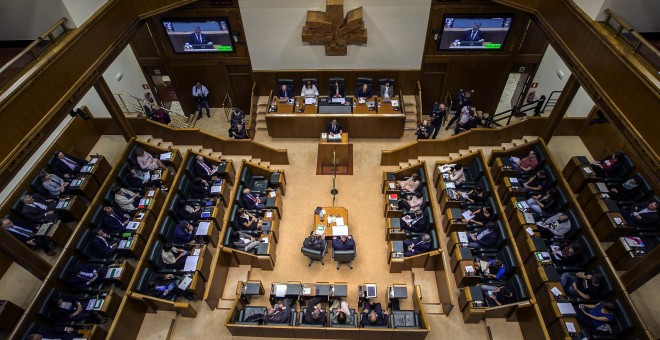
[469,220,507,254]
[88,205,105,229]
[147,239,191,274]
[228,204,259,236]
[301,243,327,266]
[356,77,373,88]
[554,235,597,273]
[480,245,517,286]
[115,162,144,194]
[235,306,269,324]
[390,310,420,328]
[176,175,205,203]
[333,246,356,269]
[463,158,484,185]
[56,256,108,293]
[505,274,529,302]
[240,167,269,194]
[328,77,345,96]
[404,205,434,238]
[588,298,634,339]
[158,215,187,246]
[73,228,119,264]
[30,173,58,199]
[330,308,358,328]
[36,288,88,325]
[610,172,653,204]
[301,78,318,87]
[378,78,395,87]
[298,310,328,327]
[605,153,634,181]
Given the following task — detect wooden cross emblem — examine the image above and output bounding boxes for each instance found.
[302,0,367,56]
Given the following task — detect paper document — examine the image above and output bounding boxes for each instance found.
[36,223,50,236]
[462,210,476,221]
[201,211,211,218]
[465,266,474,274]
[457,232,468,244]
[445,181,456,189]
[315,224,326,235]
[86,299,97,311]
[146,190,155,197]
[269,191,276,198]
[335,217,345,226]
[275,284,287,297]
[178,276,193,290]
[389,182,395,189]
[557,302,576,315]
[524,213,535,224]
[159,152,172,161]
[332,225,348,236]
[303,287,311,295]
[358,98,366,104]
[402,215,413,224]
[510,157,520,163]
[565,322,577,333]
[192,248,201,256]
[596,183,609,192]
[184,256,200,271]
[196,221,211,235]
[479,260,489,271]
[304,98,316,105]
[391,100,399,107]
[106,267,123,279]
[126,221,140,230]
[71,179,83,187]
[265,211,273,218]
[526,227,535,236]
[583,166,592,174]
[613,217,623,225]
[509,177,519,183]
[551,287,562,297]
[89,158,98,164]
[331,98,345,103]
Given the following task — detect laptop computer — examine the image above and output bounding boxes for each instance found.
[365,284,377,298]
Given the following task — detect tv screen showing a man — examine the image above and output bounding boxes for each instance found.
[435,16,513,51]
[162,19,235,53]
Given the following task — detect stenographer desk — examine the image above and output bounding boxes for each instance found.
[265,96,405,138]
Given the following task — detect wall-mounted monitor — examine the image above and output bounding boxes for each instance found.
[435,15,513,51]
[161,18,235,53]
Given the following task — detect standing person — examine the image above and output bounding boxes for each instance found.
[429,102,447,139]
[416,120,431,140]
[192,82,210,119]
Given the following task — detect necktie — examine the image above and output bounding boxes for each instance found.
[9,226,34,238]
[248,194,257,202]
[111,213,123,224]
[197,34,201,43]
[471,31,476,40]
[332,124,336,131]
[200,162,212,175]
[62,157,77,170]
[32,202,47,210]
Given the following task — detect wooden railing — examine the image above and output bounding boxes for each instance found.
[247,82,258,139]
[416,81,423,124]
[603,9,660,76]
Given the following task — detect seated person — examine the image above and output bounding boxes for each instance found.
[396,173,420,193]
[447,164,466,186]
[40,171,70,196]
[456,111,479,134]
[68,263,108,290]
[330,297,354,325]
[161,243,188,270]
[277,84,292,100]
[398,191,424,213]
[403,234,432,257]
[301,80,319,98]
[474,258,506,281]
[590,152,624,178]
[190,177,212,200]
[176,200,203,221]
[102,206,130,234]
[230,108,246,126]
[360,302,389,327]
[91,228,118,258]
[509,150,538,173]
[525,187,558,214]
[461,185,485,206]
[241,188,267,210]
[244,298,293,324]
[326,119,343,134]
[551,241,581,266]
[232,231,260,252]
[303,297,327,325]
[481,286,515,307]
[27,326,78,340]
[230,123,249,139]
[522,170,548,193]
[401,210,427,233]
[1,218,56,256]
[536,213,571,239]
[135,147,165,171]
[577,301,615,334]
[380,81,394,99]
[354,84,372,100]
[467,222,498,249]
[21,193,60,223]
[560,272,603,301]
[332,235,355,250]
[125,165,166,190]
[193,155,222,181]
[238,207,262,230]
[461,206,493,226]
[621,201,659,229]
[173,221,196,244]
[52,150,87,179]
[608,176,641,201]
[147,273,195,301]
[415,120,430,140]
[303,232,326,251]
[149,104,169,125]
[51,296,103,323]
[330,80,345,98]
[112,186,141,213]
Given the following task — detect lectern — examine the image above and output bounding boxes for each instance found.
[317,133,352,175]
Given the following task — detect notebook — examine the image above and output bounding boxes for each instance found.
[178,276,193,290]
[457,231,468,244]
[557,302,576,315]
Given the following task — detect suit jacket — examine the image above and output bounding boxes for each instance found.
[188,32,211,45]
[193,161,216,181]
[147,274,178,299]
[53,154,85,178]
[264,299,292,324]
[241,193,261,210]
[380,85,394,98]
[355,86,372,99]
[173,225,195,244]
[177,205,202,221]
[462,29,485,41]
[21,194,56,222]
[69,263,106,289]
[102,212,128,234]
[5,222,39,244]
[407,238,431,255]
[277,87,293,98]
[330,83,345,97]
[403,214,427,232]
[233,126,249,139]
[471,229,498,248]
[124,173,145,188]
[630,202,659,228]
[326,122,343,134]
[92,235,116,258]
[34,326,77,340]
[303,297,327,324]
[332,237,355,251]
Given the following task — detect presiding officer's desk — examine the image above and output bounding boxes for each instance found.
[265,95,405,138]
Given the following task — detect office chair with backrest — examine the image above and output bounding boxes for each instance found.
[378,78,395,87]
[333,243,356,270]
[30,172,59,199]
[115,162,144,194]
[469,220,507,254]
[550,209,582,243]
[36,287,89,326]
[565,265,614,303]
[479,245,517,286]
[588,298,634,339]
[240,167,269,195]
[301,78,318,92]
[328,77,345,97]
[356,77,373,88]
[56,256,108,293]
[73,228,119,265]
[147,239,191,274]
[330,308,358,328]
[301,240,327,266]
[554,234,597,273]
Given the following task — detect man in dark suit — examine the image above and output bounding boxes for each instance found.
[429,102,446,139]
[193,155,220,181]
[303,296,327,325]
[263,298,292,324]
[326,119,343,134]
[187,26,212,45]
[330,80,345,98]
[467,222,498,249]
[462,22,485,42]
[146,273,196,300]
[380,81,394,99]
[68,262,108,290]
[354,84,372,99]
[1,218,56,255]
[28,326,78,340]
[102,206,129,234]
[622,201,659,229]
[241,188,266,210]
[401,210,427,233]
[20,193,59,223]
[303,233,326,251]
[51,295,102,323]
[403,234,432,257]
[173,221,196,244]
[277,84,293,100]
[360,302,389,327]
[52,150,86,179]
[332,235,355,251]
[91,227,118,258]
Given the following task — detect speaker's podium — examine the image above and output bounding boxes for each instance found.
[317,133,353,175]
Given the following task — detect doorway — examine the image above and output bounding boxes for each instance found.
[495,73,529,115]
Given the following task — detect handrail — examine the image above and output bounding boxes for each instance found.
[541,91,562,113]
[0,18,69,90]
[114,93,191,128]
[247,82,257,138]
[602,9,660,75]
[416,81,423,124]
[484,96,546,127]
[114,92,185,118]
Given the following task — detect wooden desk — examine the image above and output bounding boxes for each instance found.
[262,211,280,243]
[528,265,561,295]
[388,240,405,272]
[490,158,518,184]
[353,98,376,114]
[535,282,569,324]
[382,180,398,195]
[0,300,23,332]
[56,196,86,221]
[187,272,207,300]
[157,149,183,169]
[567,163,600,194]
[269,98,295,114]
[314,207,348,240]
[94,290,121,318]
[264,114,405,138]
[584,196,620,226]
[195,220,219,247]
[295,96,319,113]
[68,175,100,201]
[130,209,157,234]
[320,132,348,143]
[256,233,277,270]
[547,316,583,340]
[458,286,486,323]
[264,193,283,220]
[443,208,468,235]
[104,260,135,289]
[496,177,527,203]
[515,226,548,265]
[504,197,524,221]
[510,209,537,238]
[450,247,474,273]
[77,324,108,340]
[454,259,481,287]
[209,179,232,207]
[240,280,265,304]
[301,282,332,302]
[140,188,164,215]
[577,182,609,207]
[317,133,352,175]
[386,218,405,241]
[384,193,402,218]
[607,236,647,271]
[37,220,72,247]
[377,97,401,114]
[562,156,590,184]
[544,300,578,327]
[436,179,461,210]
[593,211,632,242]
[446,231,469,256]
[117,235,146,259]
[80,155,112,186]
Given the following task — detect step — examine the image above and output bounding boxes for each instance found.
[422,303,444,315]
[501,142,515,149]
[257,96,271,105]
[173,145,203,153]
[136,135,152,143]
[260,161,271,168]
[135,310,176,339]
[210,152,223,159]
[200,148,214,156]
[256,115,266,123]
[222,265,252,300]
[160,142,173,149]
[148,138,164,146]
[256,121,268,130]
[403,95,416,103]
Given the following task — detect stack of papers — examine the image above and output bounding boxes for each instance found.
[159,152,172,161]
[332,225,348,236]
[462,210,476,220]
[445,182,456,189]
[184,256,200,271]
[557,302,576,315]
[551,287,562,297]
[192,248,201,256]
[196,221,211,235]
[147,190,155,197]
[583,166,593,174]
[304,98,316,105]
[126,221,140,230]
[269,191,276,198]
[265,211,273,218]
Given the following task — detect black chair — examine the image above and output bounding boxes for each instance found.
[469,220,507,254]
[277,78,294,97]
[328,77,345,96]
[56,256,107,293]
[234,306,269,324]
[133,267,179,302]
[463,158,484,185]
[404,205,434,238]
[564,265,614,303]
[240,167,269,195]
[158,215,188,247]
[301,78,318,87]
[479,245,518,286]
[88,205,105,229]
[588,298,634,339]
[605,153,634,181]
[228,204,259,236]
[378,78,395,87]
[126,146,140,169]
[176,175,205,203]
[73,228,120,264]
[36,288,88,325]
[610,172,653,204]
[552,209,583,243]
[505,274,529,302]
[390,310,420,329]
[30,173,59,199]
[301,243,327,266]
[356,77,373,88]
[147,239,191,274]
[333,245,356,270]
[554,235,597,273]
[360,312,389,328]
[115,162,144,194]
[298,310,328,327]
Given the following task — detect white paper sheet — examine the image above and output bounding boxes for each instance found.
[196,221,210,235]
[332,225,348,236]
[335,217,345,226]
[184,256,200,271]
[458,232,468,243]
[557,302,576,315]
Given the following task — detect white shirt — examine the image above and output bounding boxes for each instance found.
[301,85,319,97]
[192,85,209,97]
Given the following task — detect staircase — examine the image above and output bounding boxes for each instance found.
[255,96,270,132]
[403,95,418,130]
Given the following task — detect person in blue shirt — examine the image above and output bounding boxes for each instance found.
[475,259,506,281]
[577,301,615,332]
[173,221,195,244]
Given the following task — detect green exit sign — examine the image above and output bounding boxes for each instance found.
[216,45,233,52]
[484,43,502,49]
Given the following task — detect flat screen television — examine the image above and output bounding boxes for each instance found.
[162,18,235,53]
[435,15,513,51]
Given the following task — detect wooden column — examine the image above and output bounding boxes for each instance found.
[0,229,50,280]
[94,78,136,141]
[540,74,580,143]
